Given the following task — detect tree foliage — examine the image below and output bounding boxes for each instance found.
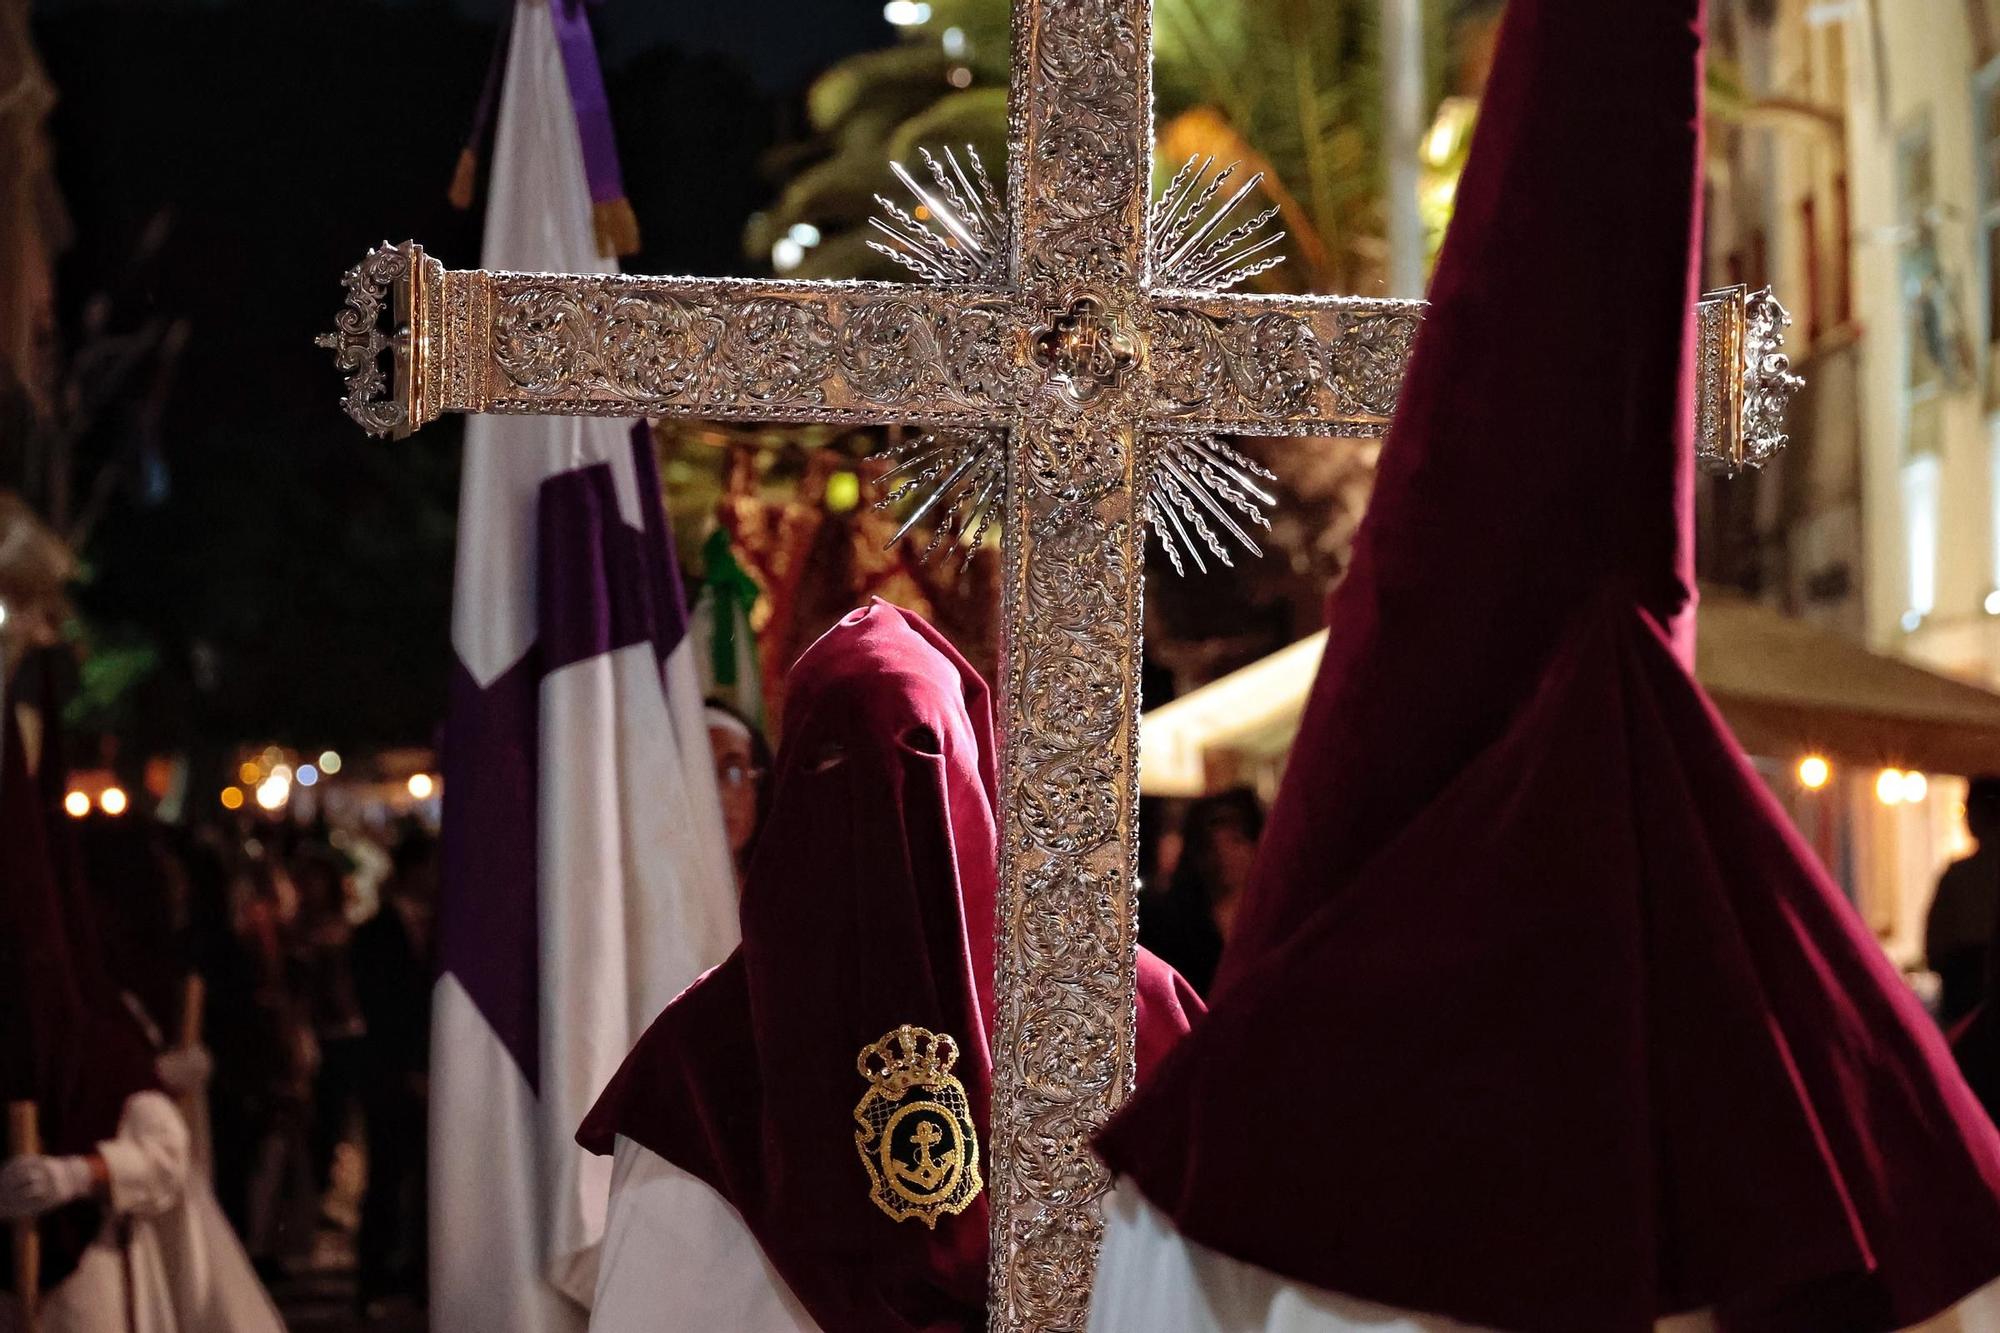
[748,0,1488,294]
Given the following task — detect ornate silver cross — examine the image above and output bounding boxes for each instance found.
[321,2,1795,1326]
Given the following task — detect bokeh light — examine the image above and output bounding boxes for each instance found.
[824,471,861,513]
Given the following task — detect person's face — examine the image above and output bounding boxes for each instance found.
[1210,826,1257,900]
[299,864,343,912]
[395,852,441,910]
[711,725,761,859]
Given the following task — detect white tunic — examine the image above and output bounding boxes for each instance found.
[589,1134,817,1332]
[2,1091,282,1333]
[1087,1182,2000,1333]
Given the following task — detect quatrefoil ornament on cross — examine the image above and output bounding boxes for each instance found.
[1029,295,1141,407]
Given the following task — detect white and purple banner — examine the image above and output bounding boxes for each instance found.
[431,4,740,1329]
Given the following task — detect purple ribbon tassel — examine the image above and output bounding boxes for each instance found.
[550,0,627,208]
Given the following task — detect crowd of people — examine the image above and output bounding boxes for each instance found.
[26,799,441,1325]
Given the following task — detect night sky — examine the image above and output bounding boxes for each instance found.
[35,0,894,90]
[27,0,891,752]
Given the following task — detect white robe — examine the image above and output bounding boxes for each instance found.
[2,1091,282,1333]
[1087,1182,2000,1333]
[589,1134,816,1332]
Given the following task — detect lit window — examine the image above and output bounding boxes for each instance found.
[1901,453,1939,625]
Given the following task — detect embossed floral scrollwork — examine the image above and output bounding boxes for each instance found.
[1034,119,1138,220]
[1327,311,1418,418]
[1227,313,1320,418]
[1017,976,1121,1098]
[1035,1,1137,98]
[1019,422,1128,502]
[944,302,1025,406]
[1006,1179,1110,1322]
[495,288,726,404]
[494,288,587,397]
[598,296,722,401]
[1147,309,1233,414]
[1019,863,1114,968]
[1002,1119,1107,1217]
[1020,652,1124,752]
[1023,512,1128,627]
[716,298,836,405]
[841,298,942,404]
[1016,748,1121,855]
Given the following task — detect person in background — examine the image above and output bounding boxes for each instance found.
[175,828,267,1223]
[1138,789,1264,997]
[74,817,216,1179]
[706,699,772,890]
[236,851,318,1277]
[349,824,438,1318]
[1949,782,2000,1125]
[291,842,365,1199]
[1928,776,2000,1029]
[1136,795,1182,899]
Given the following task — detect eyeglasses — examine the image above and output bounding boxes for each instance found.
[718,761,766,790]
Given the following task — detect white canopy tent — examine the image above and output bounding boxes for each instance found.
[1141,590,2000,798]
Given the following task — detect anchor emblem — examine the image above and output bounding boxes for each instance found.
[853,1024,983,1226]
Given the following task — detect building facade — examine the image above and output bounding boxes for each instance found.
[1702,0,1998,964]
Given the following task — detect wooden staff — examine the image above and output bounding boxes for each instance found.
[8,1100,40,1333]
[176,974,207,1127]
[179,974,205,1051]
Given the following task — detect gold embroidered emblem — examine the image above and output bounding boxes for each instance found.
[853,1024,982,1226]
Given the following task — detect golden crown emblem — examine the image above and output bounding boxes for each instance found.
[853,1024,982,1227]
[857,1025,961,1096]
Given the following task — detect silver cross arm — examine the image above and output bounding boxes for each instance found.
[322,243,1783,465]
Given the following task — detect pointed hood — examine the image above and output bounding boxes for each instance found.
[1095,2,2000,1329]
[1227,0,1703,975]
[582,600,1201,1333]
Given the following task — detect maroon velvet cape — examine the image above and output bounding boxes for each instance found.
[1093,1,2000,1330]
[581,600,1201,1333]
[1,711,162,1295]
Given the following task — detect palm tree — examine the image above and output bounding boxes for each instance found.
[747,0,1490,295]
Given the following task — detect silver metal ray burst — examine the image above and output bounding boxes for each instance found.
[866,146,1008,284]
[866,145,1006,564]
[873,428,1005,567]
[1140,434,1280,576]
[1149,155,1288,291]
[867,148,1286,571]
[1140,157,1288,573]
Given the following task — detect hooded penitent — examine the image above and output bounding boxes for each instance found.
[0,709,161,1296]
[1093,1,2000,1330]
[582,599,1200,1332]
